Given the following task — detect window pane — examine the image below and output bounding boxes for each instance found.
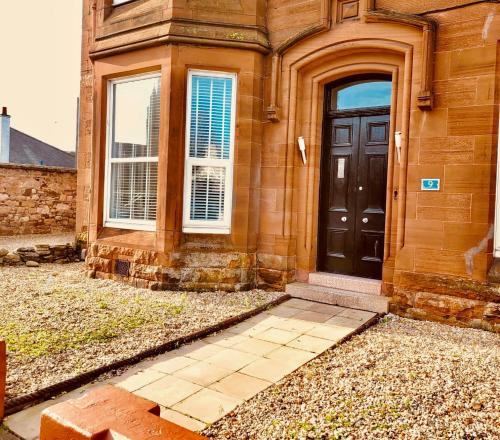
[190,166,226,221]
[189,75,233,160]
[110,162,158,221]
[112,76,161,159]
[334,81,392,110]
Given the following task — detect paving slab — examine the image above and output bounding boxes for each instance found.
[306,324,353,341]
[239,358,296,383]
[205,348,259,371]
[4,298,377,439]
[113,368,166,392]
[287,334,334,354]
[160,407,207,432]
[292,310,334,323]
[149,356,198,374]
[209,372,271,401]
[134,375,202,407]
[253,328,301,345]
[264,345,317,366]
[173,361,233,387]
[172,389,242,424]
[266,305,301,318]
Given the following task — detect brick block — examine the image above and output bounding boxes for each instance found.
[40,385,206,440]
[0,341,5,421]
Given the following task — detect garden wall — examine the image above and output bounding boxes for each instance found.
[0,163,77,236]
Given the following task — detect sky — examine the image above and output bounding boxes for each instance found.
[0,1,82,152]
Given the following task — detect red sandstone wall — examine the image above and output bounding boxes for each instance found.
[376,0,486,15]
[0,164,77,236]
[267,0,322,48]
[76,0,93,235]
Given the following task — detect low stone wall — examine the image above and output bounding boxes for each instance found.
[0,163,76,236]
[390,271,500,333]
[0,244,79,267]
[86,243,255,291]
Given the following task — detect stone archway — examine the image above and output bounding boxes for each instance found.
[279,39,415,293]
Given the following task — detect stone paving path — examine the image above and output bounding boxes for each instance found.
[5,299,377,439]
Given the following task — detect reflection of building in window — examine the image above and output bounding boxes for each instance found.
[106,74,161,230]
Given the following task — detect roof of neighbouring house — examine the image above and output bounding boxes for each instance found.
[9,128,76,168]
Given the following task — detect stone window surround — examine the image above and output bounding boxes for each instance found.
[103,72,161,232]
[182,69,238,235]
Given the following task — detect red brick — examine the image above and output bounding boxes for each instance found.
[40,385,206,440]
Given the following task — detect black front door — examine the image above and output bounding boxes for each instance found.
[318,111,390,279]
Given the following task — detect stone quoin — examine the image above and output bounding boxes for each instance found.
[76,0,500,332]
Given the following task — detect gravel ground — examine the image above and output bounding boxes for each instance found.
[205,315,500,440]
[0,233,74,251]
[0,263,283,400]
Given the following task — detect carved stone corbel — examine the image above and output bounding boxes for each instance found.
[265,1,436,122]
[365,9,436,110]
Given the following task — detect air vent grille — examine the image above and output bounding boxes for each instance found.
[115,259,130,277]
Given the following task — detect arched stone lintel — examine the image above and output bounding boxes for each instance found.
[273,44,413,282]
[266,7,435,122]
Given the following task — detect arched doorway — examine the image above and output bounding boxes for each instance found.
[317,74,392,280]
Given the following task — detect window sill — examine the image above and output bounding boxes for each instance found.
[104,221,156,232]
[112,0,136,7]
[183,226,231,235]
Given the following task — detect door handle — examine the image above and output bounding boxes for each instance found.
[341,216,348,223]
[362,218,369,224]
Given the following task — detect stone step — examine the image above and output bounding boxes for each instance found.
[308,272,381,295]
[286,282,389,314]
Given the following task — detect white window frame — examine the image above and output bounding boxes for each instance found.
[103,72,161,232]
[182,70,237,234]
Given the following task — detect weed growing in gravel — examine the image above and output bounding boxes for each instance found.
[1,263,283,401]
[0,284,189,357]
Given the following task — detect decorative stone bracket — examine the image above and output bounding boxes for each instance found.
[266,1,436,122]
[364,10,436,110]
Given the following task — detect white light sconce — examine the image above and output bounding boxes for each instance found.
[298,136,307,165]
[394,131,402,163]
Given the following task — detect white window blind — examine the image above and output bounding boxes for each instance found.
[183,70,237,234]
[104,73,161,231]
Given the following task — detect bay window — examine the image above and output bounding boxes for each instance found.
[183,70,237,234]
[104,73,161,231]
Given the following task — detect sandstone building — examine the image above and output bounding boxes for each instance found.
[77,0,500,331]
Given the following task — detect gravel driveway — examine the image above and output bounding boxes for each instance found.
[0,263,283,400]
[205,316,500,440]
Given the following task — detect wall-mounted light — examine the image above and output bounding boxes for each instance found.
[394,131,402,163]
[297,136,307,165]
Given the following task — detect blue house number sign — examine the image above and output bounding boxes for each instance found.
[421,178,440,191]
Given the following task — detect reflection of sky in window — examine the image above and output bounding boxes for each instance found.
[113,77,160,145]
[336,81,392,110]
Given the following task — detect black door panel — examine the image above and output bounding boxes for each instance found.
[318,108,389,279]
